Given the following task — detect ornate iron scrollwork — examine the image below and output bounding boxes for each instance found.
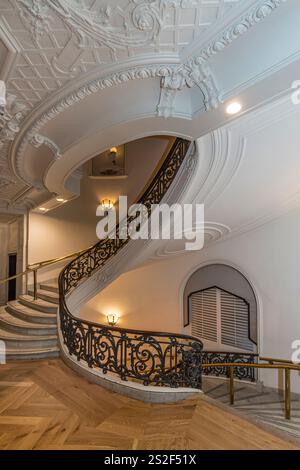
[59,138,204,389]
[201,351,258,382]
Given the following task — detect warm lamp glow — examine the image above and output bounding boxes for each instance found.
[101,198,114,211]
[226,101,242,115]
[107,313,120,326]
[110,147,117,155]
[39,207,47,212]
[56,197,65,202]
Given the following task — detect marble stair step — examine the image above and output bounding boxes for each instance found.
[6,301,57,324]
[18,295,58,314]
[4,346,60,361]
[27,289,59,305]
[39,283,59,294]
[0,308,57,336]
[0,327,57,349]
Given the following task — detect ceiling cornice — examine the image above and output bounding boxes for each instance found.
[181,0,286,61]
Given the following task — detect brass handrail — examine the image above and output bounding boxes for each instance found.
[0,270,30,286]
[260,356,295,365]
[0,247,91,300]
[27,247,91,270]
[202,361,300,420]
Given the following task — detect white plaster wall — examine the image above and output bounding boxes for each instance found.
[81,207,300,392]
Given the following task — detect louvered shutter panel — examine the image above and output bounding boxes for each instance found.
[191,288,217,342]
[220,290,254,351]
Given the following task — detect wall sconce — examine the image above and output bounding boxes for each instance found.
[109,147,117,156]
[107,313,120,326]
[101,198,114,211]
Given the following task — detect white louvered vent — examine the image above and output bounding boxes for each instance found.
[190,287,255,352]
[191,287,217,342]
[220,290,254,352]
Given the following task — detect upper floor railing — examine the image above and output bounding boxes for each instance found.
[61,138,191,295]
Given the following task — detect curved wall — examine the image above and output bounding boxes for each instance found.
[81,207,300,393]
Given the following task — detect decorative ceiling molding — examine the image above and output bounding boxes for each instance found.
[157,60,220,117]
[14,58,220,185]
[0,94,27,149]
[0,21,20,81]
[30,133,61,160]
[11,0,287,189]
[19,0,163,50]
[152,222,231,259]
[0,0,288,208]
[184,0,286,63]
[0,94,28,193]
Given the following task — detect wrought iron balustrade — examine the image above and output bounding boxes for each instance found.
[60,313,203,388]
[59,138,205,389]
[202,351,258,382]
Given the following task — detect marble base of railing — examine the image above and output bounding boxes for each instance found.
[60,346,201,403]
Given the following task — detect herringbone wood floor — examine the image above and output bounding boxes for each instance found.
[0,359,298,450]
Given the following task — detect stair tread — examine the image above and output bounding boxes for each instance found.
[0,326,57,341]
[7,301,57,318]
[40,283,58,290]
[19,295,58,309]
[30,288,59,298]
[6,346,60,354]
[0,308,57,330]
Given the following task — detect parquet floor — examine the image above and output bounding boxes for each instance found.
[0,359,298,450]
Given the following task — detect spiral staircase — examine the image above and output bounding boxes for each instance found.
[1,137,298,414]
[0,139,204,400]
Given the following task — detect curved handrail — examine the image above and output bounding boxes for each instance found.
[202,362,300,371]
[0,246,92,301]
[58,138,204,389]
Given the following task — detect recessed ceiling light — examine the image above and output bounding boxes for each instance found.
[226,102,242,115]
[39,207,47,212]
[56,197,64,202]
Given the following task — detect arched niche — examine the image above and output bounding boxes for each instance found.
[183,263,258,344]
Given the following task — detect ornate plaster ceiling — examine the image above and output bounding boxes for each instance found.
[0,0,293,213]
[3,0,242,110]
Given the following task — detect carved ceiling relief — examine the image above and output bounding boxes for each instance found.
[0,0,287,209]
[7,0,243,108]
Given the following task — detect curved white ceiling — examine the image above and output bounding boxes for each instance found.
[0,0,299,212]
